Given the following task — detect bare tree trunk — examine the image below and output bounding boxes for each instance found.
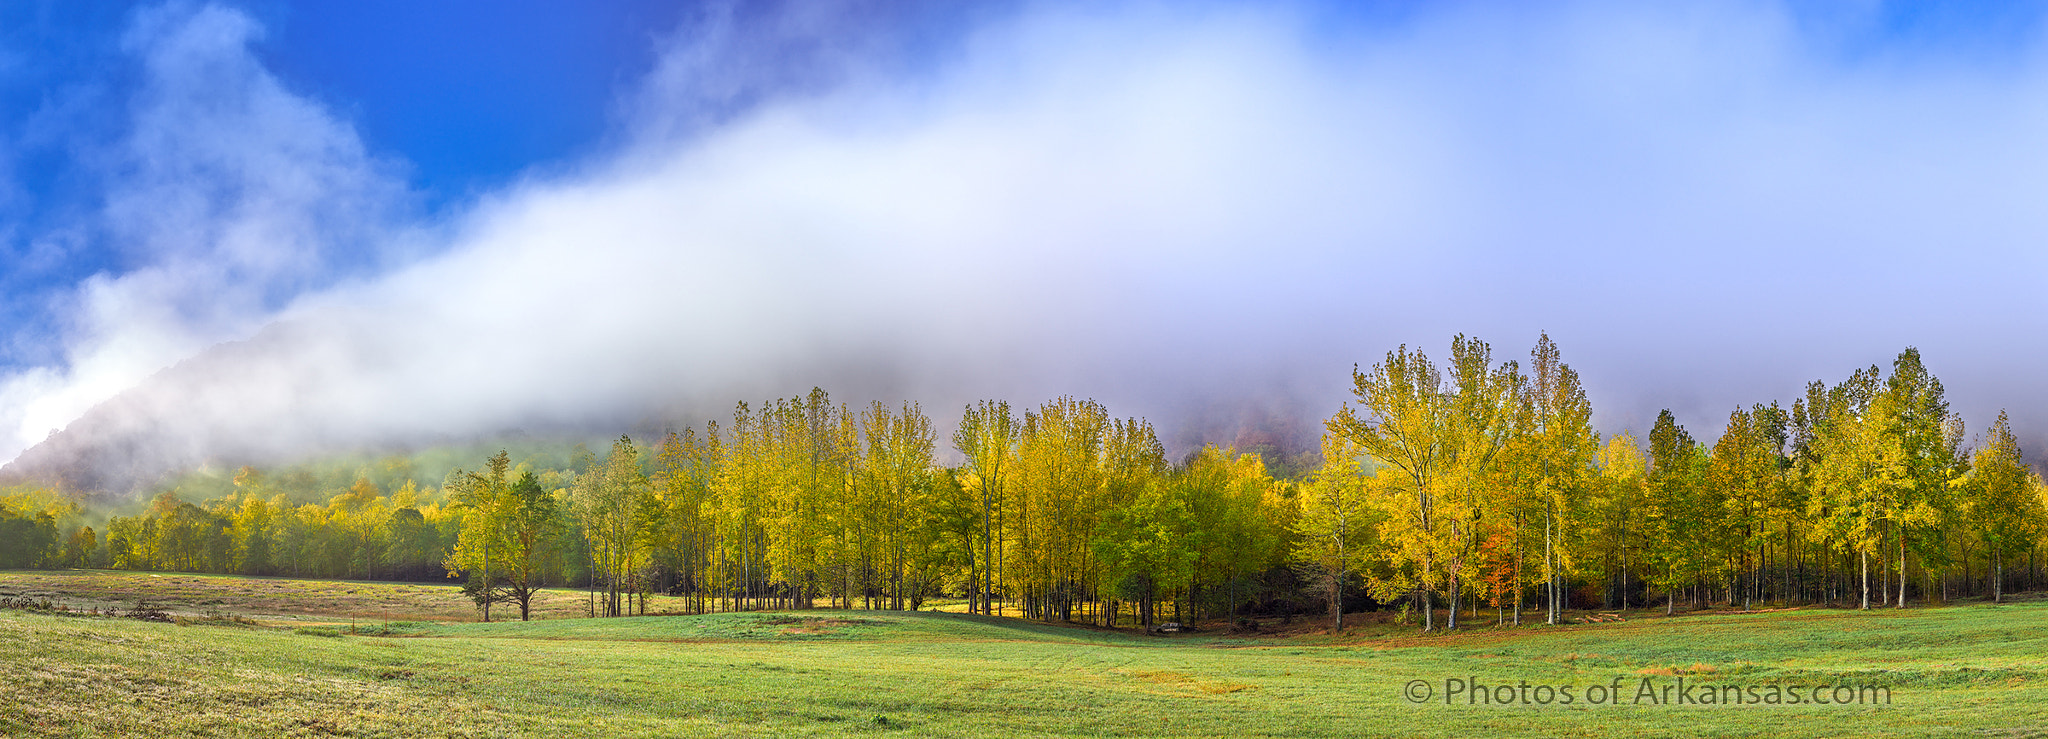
[1666,564,1674,615]
[1512,527,1523,626]
[1447,576,1459,630]
[1896,536,1907,609]
[1552,570,1562,623]
[1860,548,1870,610]
[1544,514,1556,625]
[1995,550,2004,603]
[1331,577,1342,631]
[481,534,491,623]
[1753,539,1764,610]
[1787,521,1798,605]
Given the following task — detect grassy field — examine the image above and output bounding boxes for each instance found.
[1,571,2044,737]
[0,569,687,622]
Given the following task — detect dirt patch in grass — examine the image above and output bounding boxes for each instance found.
[1117,668,1258,697]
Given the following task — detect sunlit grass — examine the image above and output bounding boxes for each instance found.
[0,569,675,622]
[2,570,2044,737]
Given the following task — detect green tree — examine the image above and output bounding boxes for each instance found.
[862,401,940,610]
[385,505,439,580]
[63,525,98,568]
[1588,431,1649,610]
[1964,411,2044,602]
[501,470,564,620]
[1010,397,1111,622]
[1709,406,1777,610]
[331,477,388,579]
[1095,467,1190,629]
[1645,410,1707,614]
[1290,434,1377,630]
[1177,445,1285,626]
[1806,369,1905,610]
[953,400,1020,616]
[446,452,514,621]
[1881,348,1965,608]
[652,428,718,614]
[229,495,274,575]
[576,437,651,617]
[1516,333,1593,625]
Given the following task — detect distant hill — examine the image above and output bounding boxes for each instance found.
[0,319,1326,502]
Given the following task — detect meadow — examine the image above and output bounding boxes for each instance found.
[1,570,2043,737]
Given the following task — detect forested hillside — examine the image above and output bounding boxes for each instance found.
[4,334,2042,630]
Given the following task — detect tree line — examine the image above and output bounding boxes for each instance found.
[1303,335,2047,631]
[5,334,2045,630]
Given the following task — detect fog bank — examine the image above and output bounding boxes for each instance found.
[7,2,2048,492]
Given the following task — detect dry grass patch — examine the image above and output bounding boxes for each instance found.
[1116,668,1259,697]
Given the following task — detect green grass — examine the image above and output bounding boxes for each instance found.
[0,569,683,622]
[1,571,2045,737]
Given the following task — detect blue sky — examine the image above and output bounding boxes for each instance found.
[5,0,680,203]
[0,0,685,357]
[0,0,994,364]
[4,1,2048,471]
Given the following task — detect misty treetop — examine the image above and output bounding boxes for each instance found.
[8,335,2046,630]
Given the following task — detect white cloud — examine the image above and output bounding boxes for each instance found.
[11,1,2048,486]
[0,2,407,462]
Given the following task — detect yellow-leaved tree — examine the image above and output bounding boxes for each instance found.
[1291,433,1377,630]
[1964,411,2046,602]
[1331,335,1519,631]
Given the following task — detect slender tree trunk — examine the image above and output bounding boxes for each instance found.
[1544,514,1556,625]
[1787,522,1798,605]
[1665,564,1674,615]
[1331,577,1342,631]
[1552,570,1561,623]
[1421,561,1435,632]
[1995,550,2004,603]
[1753,539,1763,610]
[1896,535,1907,609]
[1877,529,1888,605]
[1512,527,1523,626]
[481,533,491,623]
[1447,576,1459,630]
[1860,548,1870,610]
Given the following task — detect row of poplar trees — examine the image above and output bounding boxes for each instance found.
[1298,334,2047,631]
[14,333,2045,630]
[440,391,1292,625]
[442,334,2044,630]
